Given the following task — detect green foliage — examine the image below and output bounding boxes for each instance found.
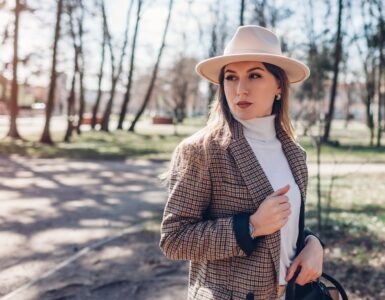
[0,131,187,161]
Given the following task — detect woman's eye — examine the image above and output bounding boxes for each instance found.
[250,73,261,79]
[225,75,237,81]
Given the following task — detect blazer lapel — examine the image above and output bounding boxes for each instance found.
[227,117,307,281]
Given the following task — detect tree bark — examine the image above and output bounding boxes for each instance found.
[128,0,174,132]
[91,1,106,130]
[117,0,142,130]
[7,0,22,139]
[76,0,85,135]
[376,15,384,147]
[64,1,79,142]
[100,0,134,132]
[240,0,245,26]
[40,0,63,144]
[322,0,343,143]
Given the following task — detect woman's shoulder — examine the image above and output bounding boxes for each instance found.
[176,126,224,155]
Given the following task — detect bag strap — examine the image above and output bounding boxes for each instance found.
[285,270,348,300]
[321,272,348,300]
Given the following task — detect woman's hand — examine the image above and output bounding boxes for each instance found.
[249,184,291,237]
[285,236,324,285]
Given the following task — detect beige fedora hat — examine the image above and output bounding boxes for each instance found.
[195,25,310,84]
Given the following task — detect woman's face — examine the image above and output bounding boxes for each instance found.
[223,61,281,120]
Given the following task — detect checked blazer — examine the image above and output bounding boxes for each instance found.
[159,117,311,300]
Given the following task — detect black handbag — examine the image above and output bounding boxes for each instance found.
[285,270,348,300]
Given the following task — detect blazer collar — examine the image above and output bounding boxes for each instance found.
[228,116,306,205]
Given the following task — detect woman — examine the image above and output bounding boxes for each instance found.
[159,25,324,300]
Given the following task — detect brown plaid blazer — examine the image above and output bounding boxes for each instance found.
[160,118,309,300]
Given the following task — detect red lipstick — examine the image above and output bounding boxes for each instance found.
[236,101,252,108]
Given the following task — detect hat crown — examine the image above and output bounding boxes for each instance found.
[224,25,282,56]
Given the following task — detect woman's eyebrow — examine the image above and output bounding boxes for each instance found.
[224,66,265,73]
[247,66,265,72]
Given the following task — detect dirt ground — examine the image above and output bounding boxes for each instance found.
[0,156,384,300]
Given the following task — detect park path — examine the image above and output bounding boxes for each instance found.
[0,156,384,299]
[0,156,187,300]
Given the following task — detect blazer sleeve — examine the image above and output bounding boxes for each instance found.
[304,228,325,248]
[159,142,252,262]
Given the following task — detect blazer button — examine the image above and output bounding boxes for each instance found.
[246,292,254,300]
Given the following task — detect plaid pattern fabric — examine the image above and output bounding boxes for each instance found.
[160,118,308,300]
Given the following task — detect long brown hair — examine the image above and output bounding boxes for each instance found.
[159,62,297,186]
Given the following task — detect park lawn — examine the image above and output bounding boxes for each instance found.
[0,131,184,160]
[0,117,383,162]
[306,173,385,298]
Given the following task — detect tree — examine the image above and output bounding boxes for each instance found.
[354,0,377,146]
[206,1,228,108]
[75,0,85,135]
[40,0,63,144]
[298,0,334,230]
[91,0,106,130]
[117,0,142,130]
[160,56,199,125]
[240,0,245,26]
[375,2,385,147]
[64,0,85,142]
[322,0,344,143]
[100,0,134,132]
[128,0,174,132]
[7,0,23,139]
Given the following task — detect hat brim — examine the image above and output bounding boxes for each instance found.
[195,53,310,84]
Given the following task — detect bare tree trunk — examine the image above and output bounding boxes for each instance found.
[363,60,375,146]
[322,0,343,143]
[40,0,63,144]
[77,68,85,134]
[240,0,245,26]
[207,7,218,109]
[376,16,384,147]
[64,1,79,142]
[357,2,376,147]
[76,0,85,135]
[100,0,134,132]
[118,0,142,130]
[7,0,22,139]
[176,81,188,123]
[91,2,106,130]
[128,0,174,132]
[64,60,77,142]
[344,82,352,128]
[0,77,7,102]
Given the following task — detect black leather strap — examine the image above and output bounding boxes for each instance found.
[321,272,348,300]
[285,271,348,300]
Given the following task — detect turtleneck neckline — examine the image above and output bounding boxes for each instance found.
[233,113,277,143]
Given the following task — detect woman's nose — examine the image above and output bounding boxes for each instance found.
[236,78,249,96]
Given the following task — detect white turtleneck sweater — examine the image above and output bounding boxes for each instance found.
[233,113,301,286]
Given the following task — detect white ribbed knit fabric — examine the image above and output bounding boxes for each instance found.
[233,113,301,286]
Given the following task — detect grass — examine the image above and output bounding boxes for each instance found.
[1,117,384,163]
[305,172,385,298]
[0,116,206,161]
[0,132,184,161]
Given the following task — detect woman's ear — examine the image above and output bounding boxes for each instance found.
[275,79,281,94]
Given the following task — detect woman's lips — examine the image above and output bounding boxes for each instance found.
[237,102,252,109]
